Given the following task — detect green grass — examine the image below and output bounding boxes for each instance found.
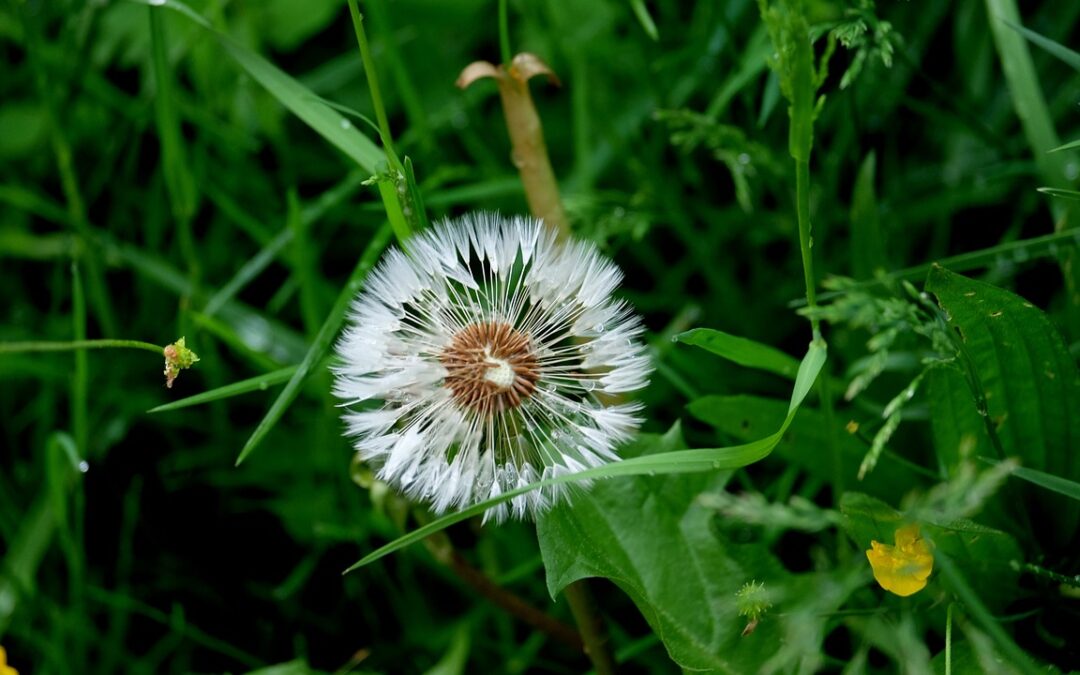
[2,0,1079,673]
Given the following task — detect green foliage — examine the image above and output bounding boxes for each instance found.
[927,265,1080,542]
[3,0,1080,671]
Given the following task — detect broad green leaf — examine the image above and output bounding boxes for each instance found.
[344,341,826,572]
[927,365,995,472]
[675,327,801,380]
[537,426,865,672]
[149,0,383,174]
[927,265,1080,541]
[688,394,928,504]
[236,224,392,465]
[148,365,299,413]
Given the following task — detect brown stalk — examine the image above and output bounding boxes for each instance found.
[457,54,570,238]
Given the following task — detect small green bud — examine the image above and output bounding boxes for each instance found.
[163,337,199,388]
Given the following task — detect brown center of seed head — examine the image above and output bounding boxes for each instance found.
[440,321,540,416]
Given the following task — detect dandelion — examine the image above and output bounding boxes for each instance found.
[865,523,933,597]
[333,213,651,521]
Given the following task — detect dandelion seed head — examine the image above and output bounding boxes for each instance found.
[333,213,652,522]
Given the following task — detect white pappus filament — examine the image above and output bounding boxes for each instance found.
[332,213,652,522]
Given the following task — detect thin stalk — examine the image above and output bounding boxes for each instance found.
[348,0,397,163]
[498,0,512,66]
[346,0,414,244]
[564,579,616,675]
[794,159,819,337]
[71,263,89,456]
[0,340,163,355]
[945,602,954,675]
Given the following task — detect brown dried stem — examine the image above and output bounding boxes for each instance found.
[457,54,570,238]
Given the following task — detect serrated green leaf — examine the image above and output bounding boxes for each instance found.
[537,425,861,673]
[675,327,801,379]
[927,265,1080,541]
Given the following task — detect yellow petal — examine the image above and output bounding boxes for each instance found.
[865,524,933,597]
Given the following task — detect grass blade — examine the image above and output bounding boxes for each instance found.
[674,327,801,380]
[148,366,299,414]
[149,0,383,174]
[344,340,825,572]
[1003,19,1080,71]
[996,462,1080,502]
[235,224,392,465]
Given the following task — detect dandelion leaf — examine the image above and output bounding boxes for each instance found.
[537,424,855,673]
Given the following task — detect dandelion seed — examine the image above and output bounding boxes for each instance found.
[866,523,933,597]
[333,213,652,522]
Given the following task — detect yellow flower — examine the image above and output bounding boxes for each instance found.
[0,646,19,675]
[865,523,933,597]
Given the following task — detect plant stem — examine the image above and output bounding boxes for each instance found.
[346,0,414,244]
[945,602,954,675]
[0,339,163,356]
[564,579,616,675]
[348,0,397,163]
[794,158,819,337]
[498,0,512,66]
[419,525,582,650]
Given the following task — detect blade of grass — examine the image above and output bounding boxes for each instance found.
[148,0,383,173]
[933,546,1040,675]
[148,365,300,413]
[71,263,88,455]
[985,0,1071,204]
[674,327,801,380]
[628,0,659,40]
[344,340,825,572]
[1003,19,1080,72]
[149,6,199,288]
[1050,139,1080,154]
[982,459,1080,502]
[203,230,293,318]
[1037,187,1080,202]
[235,224,392,465]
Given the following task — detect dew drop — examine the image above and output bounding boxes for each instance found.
[581,380,596,392]
[594,323,606,333]
[148,0,166,5]
[78,461,89,473]
[340,118,352,130]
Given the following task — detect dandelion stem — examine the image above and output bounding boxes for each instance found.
[0,339,164,356]
[564,579,616,675]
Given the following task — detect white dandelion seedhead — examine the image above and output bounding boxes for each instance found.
[333,213,652,522]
